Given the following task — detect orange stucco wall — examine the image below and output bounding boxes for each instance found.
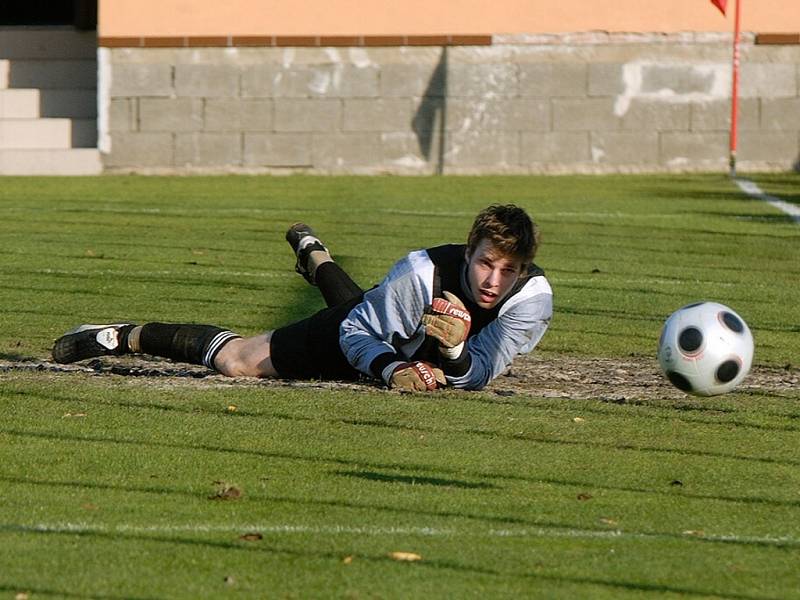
[99,0,800,37]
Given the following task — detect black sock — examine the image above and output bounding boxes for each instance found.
[138,323,240,368]
[315,262,363,307]
[115,324,137,355]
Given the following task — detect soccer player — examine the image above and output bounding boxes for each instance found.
[52,204,553,392]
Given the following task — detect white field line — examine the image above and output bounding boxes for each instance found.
[29,272,741,288]
[556,277,738,287]
[5,522,799,546]
[735,179,800,223]
[32,268,289,279]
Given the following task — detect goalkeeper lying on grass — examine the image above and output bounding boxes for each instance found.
[53,204,553,392]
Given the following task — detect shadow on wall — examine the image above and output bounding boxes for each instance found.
[0,0,96,28]
[411,47,448,175]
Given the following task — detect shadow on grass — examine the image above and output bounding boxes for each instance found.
[11,378,800,444]
[6,470,800,549]
[335,470,496,490]
[1,524,793,599]
[6,383,800,462]
[4,423,800,514]
[695,211,799,224]
[259,254,367,330]
[548,216,795,242]
[554,305,665,323]
[635,177,800,225]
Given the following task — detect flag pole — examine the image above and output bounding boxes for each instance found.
[728,0,742,177]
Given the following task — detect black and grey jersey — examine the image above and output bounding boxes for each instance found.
[339,244,553,390]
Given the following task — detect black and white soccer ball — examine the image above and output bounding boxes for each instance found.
[657,301,754,396]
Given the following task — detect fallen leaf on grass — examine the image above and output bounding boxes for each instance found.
[342,555,353,565]
[576,493,593,501]
[224,576,235,586]
[684,529,707,538]
[389,551,422,562]
[240,532,262,541]
[599,517,618,526]
[572,417,585,423]
[670,480,684,486]
[226,405,237,412]
[62,413,87,419]
[209,482,242,500]
[15,593,29,600]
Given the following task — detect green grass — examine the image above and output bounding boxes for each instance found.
[1,174,799,599]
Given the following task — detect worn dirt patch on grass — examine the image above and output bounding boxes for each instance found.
[2,354,797,401]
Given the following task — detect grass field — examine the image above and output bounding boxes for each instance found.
[1,174,799,599]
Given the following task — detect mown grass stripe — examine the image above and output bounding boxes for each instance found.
[5,522,799,549]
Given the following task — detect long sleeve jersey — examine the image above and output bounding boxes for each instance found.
[339,244,553,390]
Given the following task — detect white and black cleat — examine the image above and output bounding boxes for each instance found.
[285,222,328,285]
[52,323,135,364]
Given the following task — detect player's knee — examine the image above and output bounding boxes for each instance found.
[213,339,251,377]
[213,335,275,378]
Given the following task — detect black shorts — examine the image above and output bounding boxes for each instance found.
[270,295,365,381]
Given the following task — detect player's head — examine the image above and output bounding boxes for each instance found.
[467,204,538,267]
[465,205,539,309]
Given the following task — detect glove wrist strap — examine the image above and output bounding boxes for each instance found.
[382,361,406,386]
[439,341,464,360]
[439,344,471,378]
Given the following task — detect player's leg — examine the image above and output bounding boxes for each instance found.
[314,262,364,307]
[285,223,363,307]
[52,322,276,375]
[210,332,278,377]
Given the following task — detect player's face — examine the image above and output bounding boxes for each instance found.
[465,239,524,309]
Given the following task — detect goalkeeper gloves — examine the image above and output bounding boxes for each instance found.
[388,360,446,392]
[421,291,472,359]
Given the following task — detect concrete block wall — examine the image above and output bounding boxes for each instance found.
[102,36,800,174]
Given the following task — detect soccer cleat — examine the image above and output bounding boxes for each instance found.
[52,323,135,364]
[285,222,329,285]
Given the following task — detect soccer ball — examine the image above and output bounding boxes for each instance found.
[657,301,754,396]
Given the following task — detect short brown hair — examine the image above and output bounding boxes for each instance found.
[467,204,539,267]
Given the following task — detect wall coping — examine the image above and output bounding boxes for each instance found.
[98,34,492,48]
[96,30,800,48]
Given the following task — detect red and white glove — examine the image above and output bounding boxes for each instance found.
[388,361,446,392]
[421,291,472,359]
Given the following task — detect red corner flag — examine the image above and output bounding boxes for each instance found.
[711,0,727,15]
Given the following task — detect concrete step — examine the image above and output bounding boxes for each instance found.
[0,28,97,60]
[0,85,96,118]
[0,118,71,149]
[0,117,96,149]
[1,59,97,89]
[0,148,102,175]
[0,88,40,118]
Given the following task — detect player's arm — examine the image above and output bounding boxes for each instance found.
[339,252,443,391]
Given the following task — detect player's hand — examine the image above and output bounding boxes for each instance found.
[421,291,471,357]
[390,361,446,392]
